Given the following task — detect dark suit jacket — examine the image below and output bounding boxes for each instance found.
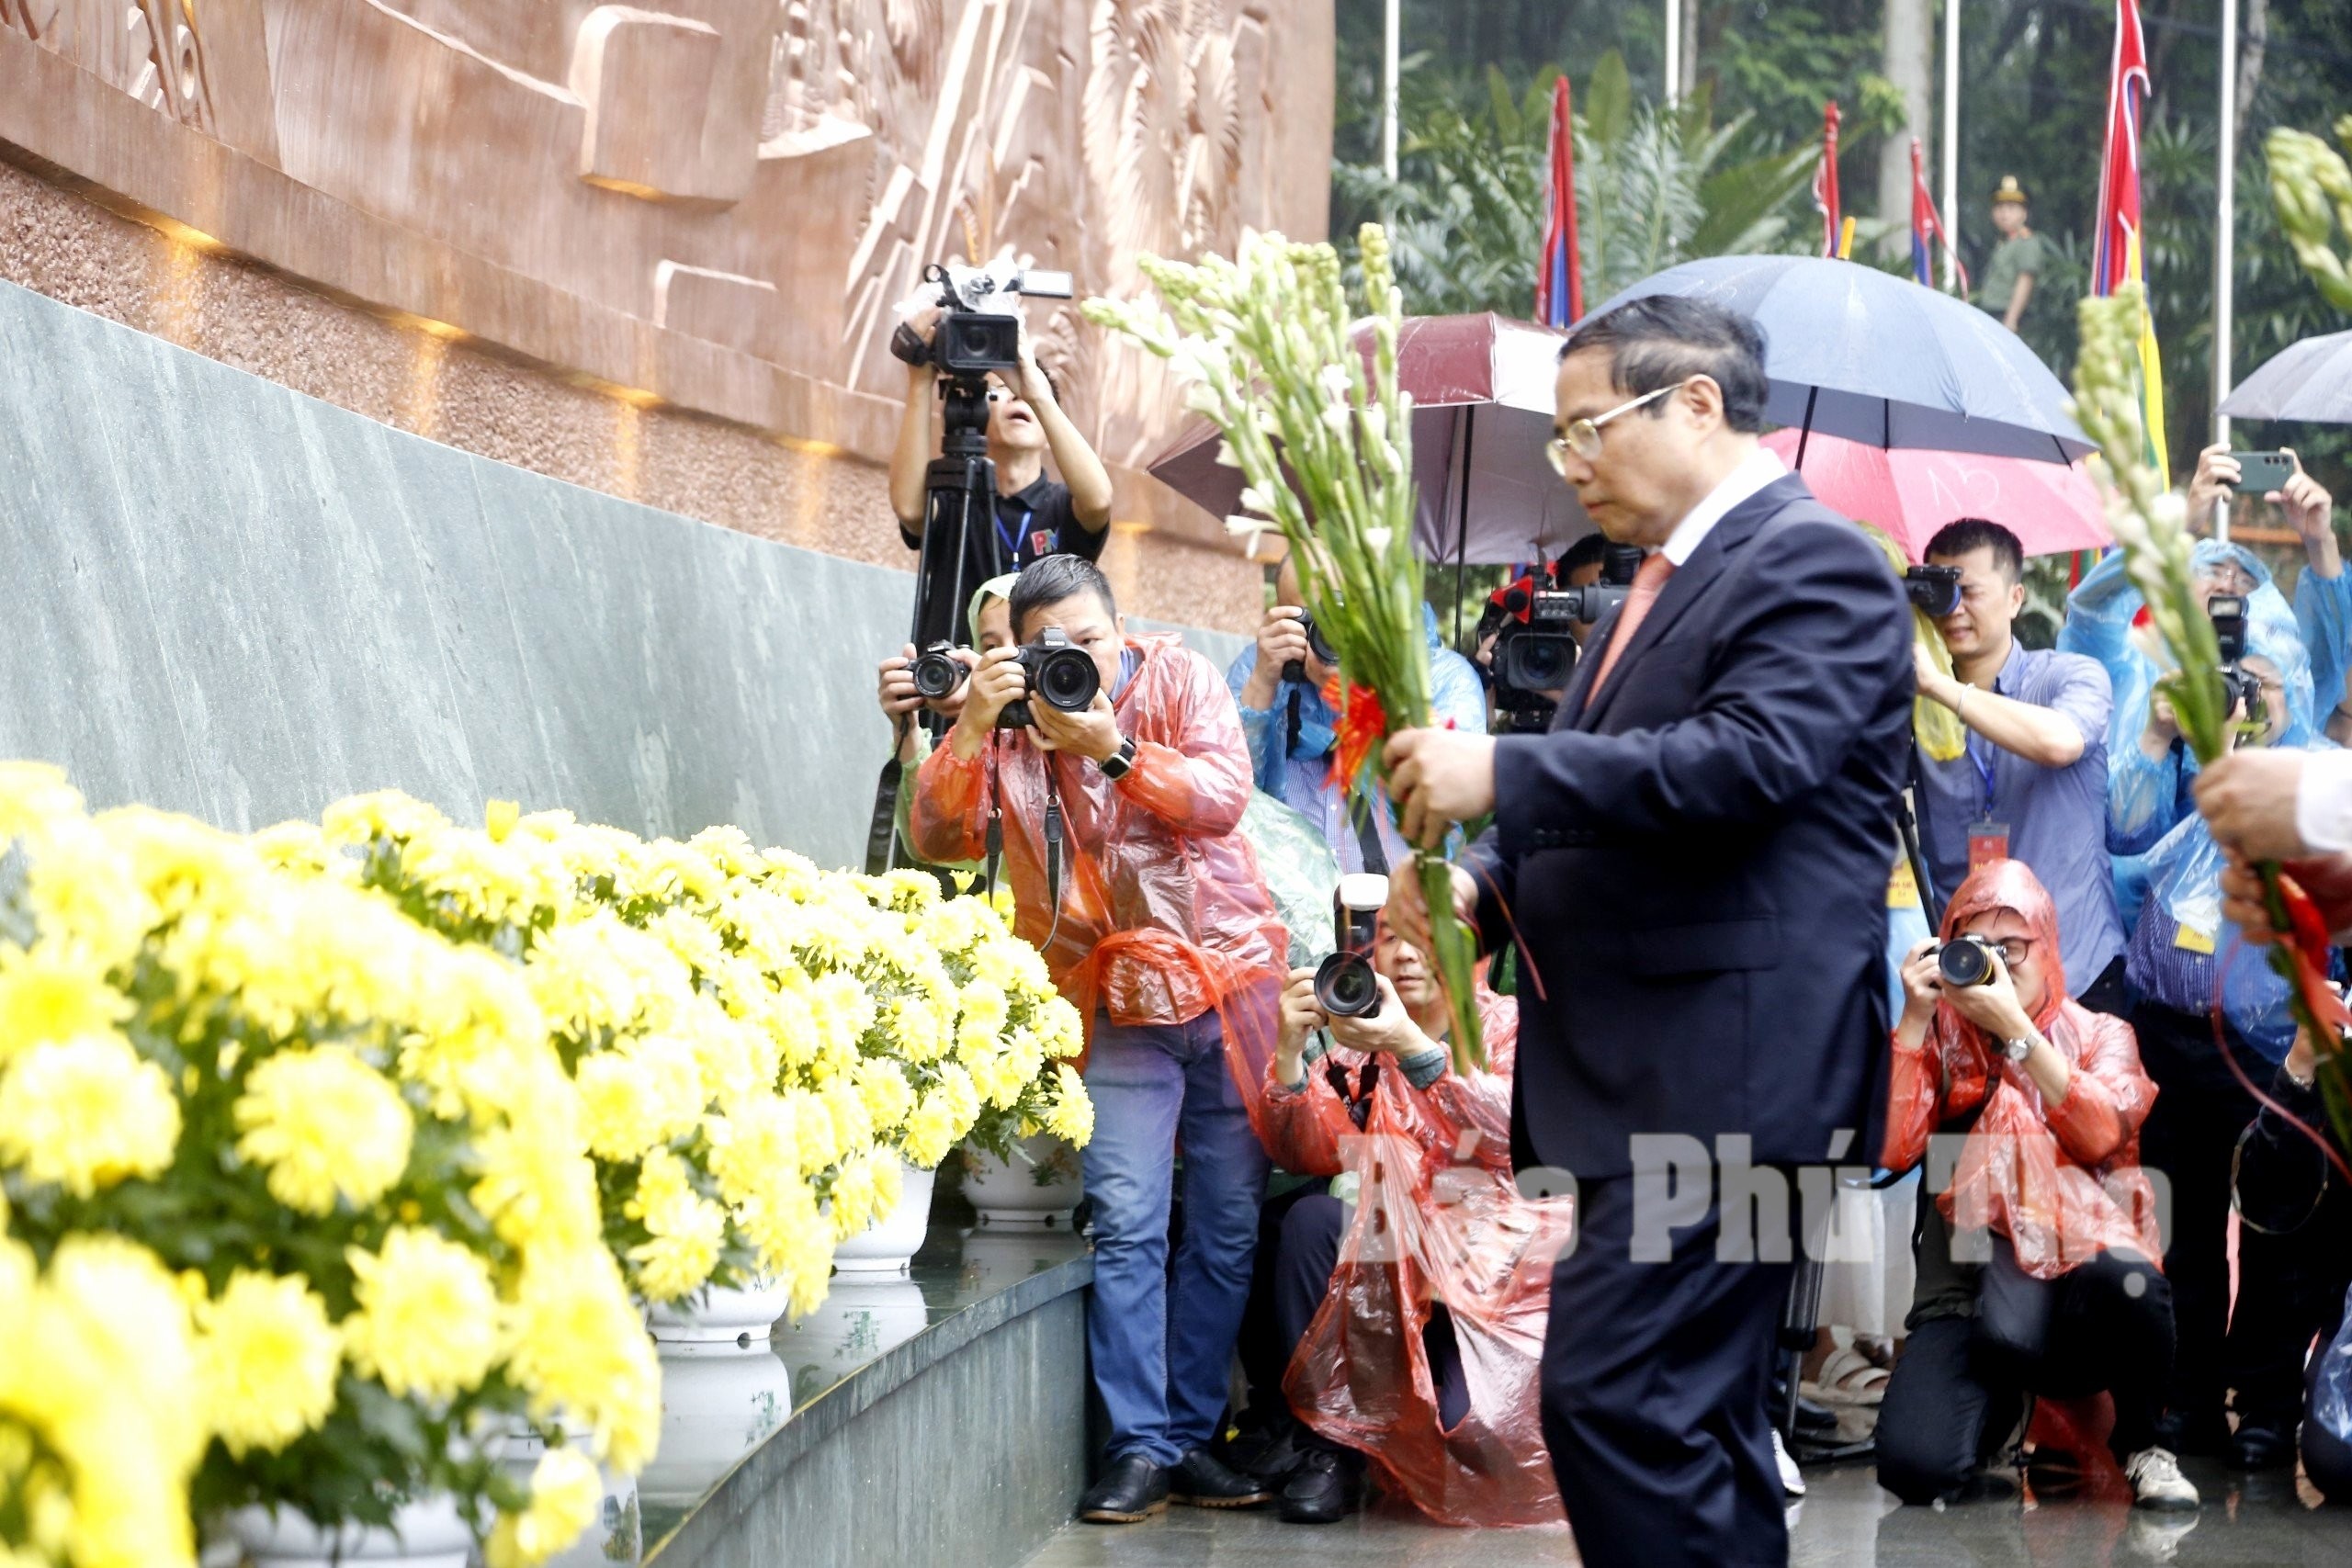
[1471,470,1913,1181]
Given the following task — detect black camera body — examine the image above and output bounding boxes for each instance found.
[1905,564,1963,619]
[998,628,1102,730]
[2208,592,2268,731]
[1281,614,1340,685]
[1938,935,1998,988]
[891,260,1075,380]
[1491,544,1641,732]
[911,642,969,699]
[1313,874,1389,1019]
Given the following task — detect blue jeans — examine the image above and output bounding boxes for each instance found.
[1082,993,1272,1467]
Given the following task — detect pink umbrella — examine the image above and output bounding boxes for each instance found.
[1763,428,2112,562]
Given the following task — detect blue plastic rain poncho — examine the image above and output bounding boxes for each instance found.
[2079,545,2334,1060]
[1227,604,1487,874]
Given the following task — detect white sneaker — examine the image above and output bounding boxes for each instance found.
[2123,1446,2200,1511]
[1771,1427,1806,1498]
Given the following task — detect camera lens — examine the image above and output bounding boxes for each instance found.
[1938,939,1993,988]
[910,650,967,698]
[1035,648,1101,712]
[1499,632,1577,694]
[1314,952,1382,1018]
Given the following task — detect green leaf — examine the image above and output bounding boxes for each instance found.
[1587,50,1632,151]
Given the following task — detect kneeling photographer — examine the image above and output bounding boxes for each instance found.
[1227,878,1566,1529]
[872,576,1015,872]
[909,555,1289,1524]
[1875,860,2188,1511]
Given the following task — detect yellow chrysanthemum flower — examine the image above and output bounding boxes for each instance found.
[343,1228,501,1402]
[827,1152,882,1241]
[704,1096,798,1208]
[503,1248,662,1473]
[0,1033,180,1197]
[485,1445,603,1568]
[898,1095,959,1170]
[472,1122,603,1255]
[0,944,132,1062]
[319,788,450,846]
[0,761,83,842]
[623,1150,726,1306]
[854,1058,914,1135]
[195,1271,341,1457]
[572,1054,666,1164]
[1043,1064,1096,1147]
[232,1048,413,1215]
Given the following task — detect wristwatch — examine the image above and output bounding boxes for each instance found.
[2004,1034,2035,1065]
[1098,735,1138,780]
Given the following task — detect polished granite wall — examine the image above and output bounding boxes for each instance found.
[0,278,1240,860]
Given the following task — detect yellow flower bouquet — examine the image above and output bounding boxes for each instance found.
[0,766,653,1568]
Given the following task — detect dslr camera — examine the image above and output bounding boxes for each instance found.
[998,628,1102,731]
[1905,564,1963,618]
[1492,543,1643,732]
[891,259,1075,382]
[2208,593,2267,732]
[1313,874,1390,1019]
[910,641,970,700]
[1938,935,2000,988]
[1281,613,1340,684]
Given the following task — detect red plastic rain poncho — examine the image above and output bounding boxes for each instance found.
[1261,988,1575,1528]
[910,634,1288,1118]
[1881,860,2163,1280]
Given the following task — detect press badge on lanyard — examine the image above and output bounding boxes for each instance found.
[1967,739,2009,870]
[998,506,1041,566]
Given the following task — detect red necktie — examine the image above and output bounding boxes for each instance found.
[1585,553,1676,706]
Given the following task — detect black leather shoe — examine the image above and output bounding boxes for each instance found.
[1078,1453,1169,1523]
[1278,1450,1362,1524]
[1233,1420,1310,1485]
[1169,1447,1272,1508]
[2228,1418,2297,1471]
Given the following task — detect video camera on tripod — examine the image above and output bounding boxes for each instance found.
[890,259,1075,654]
[1491,543,1643,733]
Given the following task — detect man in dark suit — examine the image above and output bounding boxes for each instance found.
[1386,295,1913,1566]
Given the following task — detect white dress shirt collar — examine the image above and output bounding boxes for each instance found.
[1658,447,1789,568]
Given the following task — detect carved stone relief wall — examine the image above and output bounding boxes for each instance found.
[0,1,1333,629]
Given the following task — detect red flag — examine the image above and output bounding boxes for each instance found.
[1812,102,1842,258]
[1908,138,1969,294]
[2091,0,2152,299]
[1535,76,1582,326]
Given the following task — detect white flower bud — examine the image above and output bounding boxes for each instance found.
[1320,405,1351,434]
[1214,440,1242,468]
[1364,526,1393,554]
[1239,485,1275,515]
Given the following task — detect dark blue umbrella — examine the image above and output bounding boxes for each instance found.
[1586,255,2091,463]
[2219,330,2352,424]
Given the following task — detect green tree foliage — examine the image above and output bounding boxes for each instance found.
[1330,51,1820,316]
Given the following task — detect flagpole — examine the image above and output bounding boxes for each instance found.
[1382,0,1399,183]
[1665,0,1681,109]
[1941,0,1962,292]
[2214,0,2238,543]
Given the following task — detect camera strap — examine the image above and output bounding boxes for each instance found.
[864,714,916,877]
[1349,794,1390,876]
[1039,759,1067,949]
[983,738,1003,904]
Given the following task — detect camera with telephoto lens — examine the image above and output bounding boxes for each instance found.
[889,259,1075,380]
[1281,613,1340,684]
[1938,935,1999,988]
[910,642,969,699]
[2208,593,2267,731]
[1905,564,1963,618]
[1313,874,1390,1019]
[997,627,1102,730]
[1492,544,1643,733]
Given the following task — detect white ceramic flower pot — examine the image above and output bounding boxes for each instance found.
[960,1134,1082,1230]
[829,1161,936,1275]
[222,1494,471,1568]
[637,1343,795,1508]
[645,1279,789,1347]
[958,1227,1077,1298]
[777,1274,930,1390]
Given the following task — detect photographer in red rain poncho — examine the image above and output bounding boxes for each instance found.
[1245,895,1573,1529]
[1874,859,2192,1512]
[909,554,1288,1524]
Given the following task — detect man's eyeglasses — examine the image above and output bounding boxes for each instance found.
[1982,937,2034,966]
[1544,379,1689,474]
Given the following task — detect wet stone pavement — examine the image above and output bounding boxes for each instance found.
[1023,1455,2352,1566]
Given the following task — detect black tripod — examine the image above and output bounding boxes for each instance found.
[865,375,1001,875]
